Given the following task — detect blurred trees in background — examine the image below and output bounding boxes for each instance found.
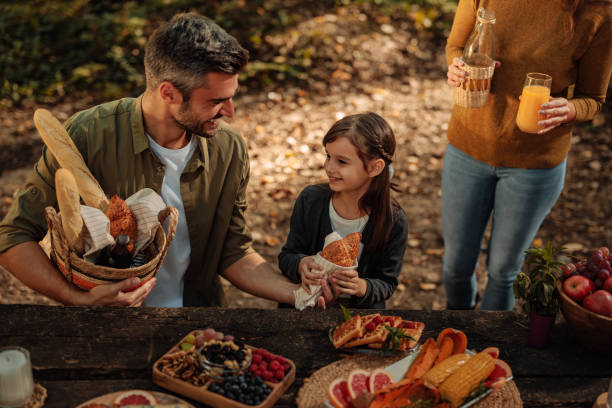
[0,0,456,107]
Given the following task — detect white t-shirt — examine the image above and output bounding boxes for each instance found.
[143,134,197,307]
[329,200,368,261]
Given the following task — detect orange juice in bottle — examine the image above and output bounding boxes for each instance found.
[516,73,552,133]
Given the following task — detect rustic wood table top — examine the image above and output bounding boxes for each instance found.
[1,305,610,407]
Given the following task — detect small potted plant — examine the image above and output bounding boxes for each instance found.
[513,241,565,348]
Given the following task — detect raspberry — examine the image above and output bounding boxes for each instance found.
[366,322,376,331]
[275,369,285,380]
[269,360,281,371]
[259,361,268,370]
[255,369,263,377]
[373,316,383,325]
[402,321,417,329]
[262,370,274,381]
[249,363,258,373]
[252,354,262,363]
[275,356,287,364]
[282,363,290,372]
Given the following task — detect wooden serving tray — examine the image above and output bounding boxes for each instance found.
[76,389,195,407]
[152,331,296,408]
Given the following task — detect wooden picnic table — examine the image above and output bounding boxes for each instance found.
[1,305,610,407]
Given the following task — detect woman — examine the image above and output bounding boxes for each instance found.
[443,0,612,310]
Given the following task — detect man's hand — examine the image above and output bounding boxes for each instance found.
[298,255,324,294]
[85,277,156,306]
[317,277,340,309]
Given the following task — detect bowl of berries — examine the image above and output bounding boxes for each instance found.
[197,336,252,380]
[558,246,612,354]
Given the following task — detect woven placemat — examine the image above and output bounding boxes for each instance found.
[20,383,47,408]
[296,355,399,408]
[296,355,522,408]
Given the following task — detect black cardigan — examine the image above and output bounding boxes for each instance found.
[278,184,409,309]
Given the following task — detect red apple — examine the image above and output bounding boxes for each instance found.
[604,276,612,292]
[563,275,595,302]
[561,263,577,280]
[582,290,612,317]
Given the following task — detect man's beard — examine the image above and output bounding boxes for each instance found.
[172,103,222,139]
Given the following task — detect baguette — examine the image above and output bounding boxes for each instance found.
[34,109,109,211]
[55,168,84,253]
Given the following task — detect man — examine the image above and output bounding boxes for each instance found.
[0,12,334,307]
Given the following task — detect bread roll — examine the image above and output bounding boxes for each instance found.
[34,109,109,211]
[55,168,84,253]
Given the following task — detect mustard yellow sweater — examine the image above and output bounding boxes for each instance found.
[446,0,612,168]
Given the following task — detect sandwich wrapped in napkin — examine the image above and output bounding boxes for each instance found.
[293,231,361,310]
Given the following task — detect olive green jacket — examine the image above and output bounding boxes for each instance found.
[0,96,254,306]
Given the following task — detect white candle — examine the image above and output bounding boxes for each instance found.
[0,347,34,408]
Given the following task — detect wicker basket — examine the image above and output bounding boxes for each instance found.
[45,206,178,290]
[557,281,612,354]
[454,63,495,108]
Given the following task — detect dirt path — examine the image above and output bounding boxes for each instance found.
[1,6,610,309]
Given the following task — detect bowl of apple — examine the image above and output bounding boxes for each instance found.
[558,246,612,354]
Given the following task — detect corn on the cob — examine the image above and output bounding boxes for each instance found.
[438,351,495,408]
[423,353,471,388]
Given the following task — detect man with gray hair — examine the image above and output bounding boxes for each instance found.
[0,12,325,307]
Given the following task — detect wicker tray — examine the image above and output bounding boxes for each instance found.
[296,354,522,408]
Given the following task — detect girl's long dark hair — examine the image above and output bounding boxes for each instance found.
[323,112,400,253]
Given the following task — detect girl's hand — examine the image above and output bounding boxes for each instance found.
[298,255,324,294]
[329,269,367,298]
[538,97,576,134]
[447,57,502,87]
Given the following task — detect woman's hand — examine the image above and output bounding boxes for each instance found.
[447,57,502,87]
[538,97,576,134]
[447,57,467,87]
[298,255,324,294]
[329,269,367,298]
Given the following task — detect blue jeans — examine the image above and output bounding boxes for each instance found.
[441,144,566,310]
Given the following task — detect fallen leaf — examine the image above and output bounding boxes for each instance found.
[265,235,279,247]
[419,282,437,291]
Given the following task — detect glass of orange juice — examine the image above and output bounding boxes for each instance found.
[516,73,552,133]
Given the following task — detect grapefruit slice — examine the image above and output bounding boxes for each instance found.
[368,368,393,393]
[482,346,500,359]
[112,390,157,407]
[347,369,371,400]
[328,378,352,408]
[484,358,512,389]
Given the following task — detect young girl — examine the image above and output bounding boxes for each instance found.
[279,112,408,309]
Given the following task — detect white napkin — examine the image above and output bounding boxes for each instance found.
[79,188,166,262]
[293,232,357,310]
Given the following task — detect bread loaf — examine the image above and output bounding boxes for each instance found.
[34,109,109,211]
[55,168,84,253]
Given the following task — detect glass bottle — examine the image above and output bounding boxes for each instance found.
[463,7,496,68]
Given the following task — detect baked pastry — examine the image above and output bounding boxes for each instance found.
[321,232,361,267]
[105,195,138,254]
[368,320,425,351]
[332,315,362,348]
